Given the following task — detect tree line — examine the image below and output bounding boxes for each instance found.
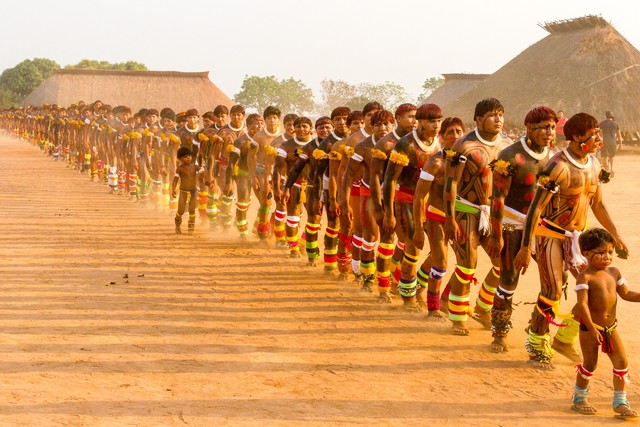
[0,58,445,112]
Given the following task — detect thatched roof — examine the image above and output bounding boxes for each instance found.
[441,15,640,132]
[424,73,489,107]
[22,69,232,113]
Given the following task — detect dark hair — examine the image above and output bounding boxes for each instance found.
[146,109,159,117]
[177,147,192,159]
[579,228,616,252]
[160,108,175,120]
[347,110,363,126]
[136,108,148,118]
[524,106,558,126]
[371,110,394,127]
[230,104,245,115]
[213,105,229,116]
[263,105,281,119]
[363,101,383,117]
[416,103,443,120]
[331,106,351,120]
[564,113,599,142]
[294,116,313,128]
[283,113,299,124]
[439,117,465,136]
[474,98,504,121]
[202,111,216,121]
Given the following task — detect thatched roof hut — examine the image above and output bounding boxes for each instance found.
[22,69,232,114]
[441,15,640,132]
[424,73,489,107]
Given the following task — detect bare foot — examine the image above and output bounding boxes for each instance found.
[376,293,392,304]
[360,281,374,293]
[490,336,508,353]
[614,404,638,419]
[402,300,422,313]
[551,339,582,364]
[471,308,491,330]
[527,358,555,370]
[289,251,301,258]
[338,271,350,281]
[306,260,318,267]
[571,400,597,415]
[426,310,448,322]
[451,321,470,336]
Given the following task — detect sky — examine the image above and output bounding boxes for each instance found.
[3,0,640,104]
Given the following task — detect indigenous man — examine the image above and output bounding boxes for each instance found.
[270,113,299,247]
[347,110,364,134]
[342,109,395,292]
[484,107,557,352]
[273,117,313,256]
[227,113,265,240]
[282,116,333,263]
[370,103,417,302]
[332,101,382,281]
[251,106,282,241]
[383,104,442,310]
[443,98,512,335]
[312,107,351,273]
[157,109,180,209]
[213,105,246,229]
[413,117,465,319]
[515,112,628,369]
[213,105,229,131]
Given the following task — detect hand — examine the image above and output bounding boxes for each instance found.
[444,217,461,243]
[253,177,260,193]
[329,199,340,217]
[281,187,290,205]
[486,235,504,260]
[587,328,604,349]
[413,228,425,250]
[340,203,353,222]
[513,246,532,275]
[373,207,384,225]
[614,235,629,259]
[382,214,396,235]
[313,199,322,216]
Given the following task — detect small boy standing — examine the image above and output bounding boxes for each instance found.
[571,228,638,419]
[172,147,202,235]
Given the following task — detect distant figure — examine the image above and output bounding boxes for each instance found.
[556,110,568,149]
[600,111,622,177]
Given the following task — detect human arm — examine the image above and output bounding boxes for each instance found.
[412,169,432,250]
[272,152,287,204]
[327,150,342,217]
[486,161,513,259]
[616,270,640,302]
[443,150,465,242]
[369,152,387,224]
[340,154,363,222]
[381,150,407,234]
[574,278,603,348]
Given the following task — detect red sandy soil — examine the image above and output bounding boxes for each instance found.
[1,133,639,426]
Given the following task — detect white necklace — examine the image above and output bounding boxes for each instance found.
[331,131,343,141]
[563,148,591,169]
[264,126,280,138]
[361,128,371,138]
[294,137,308,146]
[520,136,548,160]
[392,128,402,140]
[229,122,244,132]
[474,128,496,146]
[412,129,436,152]
[372,134,378,145]
[186,124,199,133]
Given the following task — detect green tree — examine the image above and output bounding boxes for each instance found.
[319,79,358,112]
[320,79,410,112]
[65,59,147,71]
[0,58,60,108]
[234,75,314,115]
[417,76,445,103]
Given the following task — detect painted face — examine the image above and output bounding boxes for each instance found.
[230,112,244,128]
[215,113,229,127]
[295,122,312,141]
[373,120,394,140]
[585,242,614,270]
[396,110,417,132]
[527,120,556,148]
[284,120,295,136]
[576,127,603,153]
[416,118,442,141]
[249,116,265,135]
[332,115,349,136]
[316,123,333,140]
[441,124,464,149]
[478,109,504,135]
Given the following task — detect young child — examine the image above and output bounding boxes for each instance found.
[171,147,202,235]
[571,228,638,418]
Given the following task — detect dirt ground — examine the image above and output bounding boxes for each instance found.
[1,133,640,426]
